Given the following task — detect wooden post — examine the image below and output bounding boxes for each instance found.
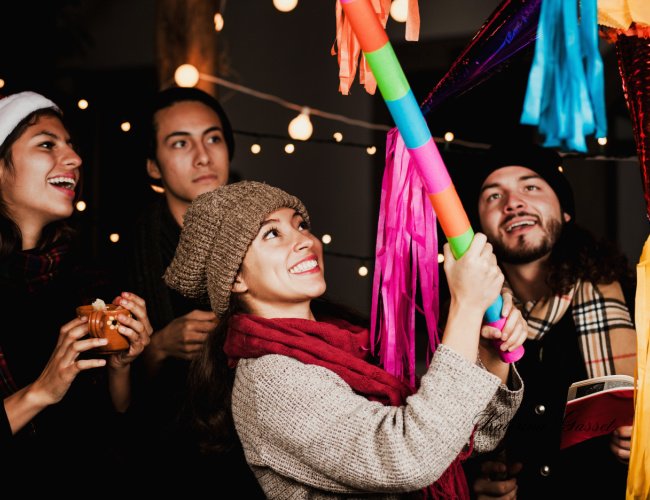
[155,0,220,95]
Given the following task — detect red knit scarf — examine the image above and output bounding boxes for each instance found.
[224,313,472,499]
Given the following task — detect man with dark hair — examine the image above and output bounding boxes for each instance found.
[464,143,636,499]
[136,86,234,374]
[124,86,263,496]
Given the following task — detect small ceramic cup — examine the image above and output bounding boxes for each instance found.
[76,303,131,354]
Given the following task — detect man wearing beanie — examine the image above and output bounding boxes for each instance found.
[464,143,636,499]
[122,87,263,496]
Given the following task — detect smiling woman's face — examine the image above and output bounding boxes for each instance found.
[233,207,326,317]
[1,114,81,232]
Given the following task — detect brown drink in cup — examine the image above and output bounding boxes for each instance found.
[76,299,130,354]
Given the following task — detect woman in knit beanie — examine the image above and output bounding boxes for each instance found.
[0,91,152,487]
[165,180,526,499]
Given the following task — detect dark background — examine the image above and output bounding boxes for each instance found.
[1,0,645,314]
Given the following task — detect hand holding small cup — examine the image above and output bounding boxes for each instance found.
[106,292,153,368]
[76,298,131,354]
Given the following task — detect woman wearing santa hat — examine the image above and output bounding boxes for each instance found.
[0,91,152,488]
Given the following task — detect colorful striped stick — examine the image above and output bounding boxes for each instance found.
[341,0,524,363]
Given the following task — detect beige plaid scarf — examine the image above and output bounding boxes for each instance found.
[505,279,636,378]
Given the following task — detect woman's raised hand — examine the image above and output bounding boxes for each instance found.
[443,233,504,313]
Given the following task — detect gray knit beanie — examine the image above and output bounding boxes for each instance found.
[164,180,310,317]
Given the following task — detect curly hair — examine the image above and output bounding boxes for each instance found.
[546,222,634,296]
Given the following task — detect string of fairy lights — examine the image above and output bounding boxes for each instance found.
[0,0,628,278]
[0,73,624,279]
[0,77,461,280]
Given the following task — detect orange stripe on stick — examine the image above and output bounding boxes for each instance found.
[428,187,471,238]
[342,0,389,53]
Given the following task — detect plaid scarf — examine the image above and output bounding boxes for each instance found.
[0,243,70,397]
[506,279,636,378]
[20,243,69,293]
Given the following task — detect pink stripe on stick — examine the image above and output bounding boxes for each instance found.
[408,138,451,194]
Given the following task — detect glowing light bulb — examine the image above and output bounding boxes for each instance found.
[251,143,262,154]
[558,165,564,173]
[150,184,165,194]
[288,108,313,141]
[285,143,295,154]
[273,0,298,12]
[120,121,131,132]
[358,265,369,277]
[333,132,343,142]
[0,79,5,89]
[321,234,332,244]
[78,99,89,110]
[597,137,608,146]
[444,131,455,142]
[109,233,120,243]
[75,201,87,212]
[175,64,200,88]
[437,253,444,264]
[389,0,408,22]
[214,13,224,31]
[366,146,377,155]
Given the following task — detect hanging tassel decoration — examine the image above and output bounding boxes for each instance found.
[520,0,607,152]
[333,0,420,95]
[370,128,439,387]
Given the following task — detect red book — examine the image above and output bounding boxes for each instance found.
[560,374,635,450]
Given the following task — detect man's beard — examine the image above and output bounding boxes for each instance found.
[491,217,563,264]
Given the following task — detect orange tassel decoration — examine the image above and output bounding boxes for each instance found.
[333,0,419,95]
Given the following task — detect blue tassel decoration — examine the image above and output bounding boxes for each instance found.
[520,0,607,153]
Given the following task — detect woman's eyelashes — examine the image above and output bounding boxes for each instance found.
[262,219,309,240]
[262,227,280,240]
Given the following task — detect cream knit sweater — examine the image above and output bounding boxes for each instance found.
[232,344,522,499]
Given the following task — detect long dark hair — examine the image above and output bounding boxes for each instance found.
[547,222,634,296]
[0,108,77,258]
[183,298,244,455]
[184,294,368,454]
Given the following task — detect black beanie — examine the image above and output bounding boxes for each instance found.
[471,142,575,223]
